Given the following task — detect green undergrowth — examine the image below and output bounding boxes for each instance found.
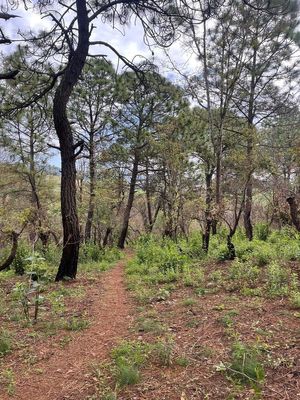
[0,245,122,362]
[0,241,122,281]
[126,236,204,304]
[89,337,181,398]
[127,231,299,302]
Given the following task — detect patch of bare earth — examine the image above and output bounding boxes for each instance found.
[0,258,133,400]
[119,264,300,400]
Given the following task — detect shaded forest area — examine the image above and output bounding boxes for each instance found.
[0,0,300,399]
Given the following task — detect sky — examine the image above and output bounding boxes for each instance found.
[2,2,199,77]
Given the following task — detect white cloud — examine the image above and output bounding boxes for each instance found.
[2,3,200,82]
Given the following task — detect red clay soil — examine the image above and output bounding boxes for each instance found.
[0,258,133,400]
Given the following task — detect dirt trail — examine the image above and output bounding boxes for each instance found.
[1,257,133,400]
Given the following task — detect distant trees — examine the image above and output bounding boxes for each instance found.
[70,59,115,243]
[1,0,300,277]
[112,68,184,248]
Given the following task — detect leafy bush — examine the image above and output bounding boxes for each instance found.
[229,341,265,385]
[228,259,261,290]
[150,338,174,367]
[111,341,149,387]
[179,232,206,259]
[136,236,188,273]
[265,262,289,297]
[12,243,31,275]
[289,291,300,309]
[115,364,140,387]
[40,243,61,265]
[80,242,105,262]
[182,265,204,287]
[214,244,231,261]
[254,223,270,241]
[64,317,90,331]
[0,330,12,357]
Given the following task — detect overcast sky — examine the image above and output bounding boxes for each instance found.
[2,3,199,80]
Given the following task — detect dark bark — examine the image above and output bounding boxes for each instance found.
[85,137,96,242]
[244,137,254,241]
[244,43,257,241]
[145,161,153,232]
[103,227,112,247]
[212,135,222,235]
[0,70,19,80]
[118,152,139,249]
[0,232,19,272]
[54,0,90,281]
[227,231,236,260]
[287,196,300,232]
[202,169,213,253]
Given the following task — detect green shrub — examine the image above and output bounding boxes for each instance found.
[12,243,31,275]
[228,259,261,290]
[265,262,289,297]
[254,223,270,241]
[182,297,197,307]
[215,244,231,261]
[136,236,188,273]
[115,364,140,387]
[80,242,104,262]
[0,330,12,357]
[111,341,149,387]
[111,341,148,369]
[229,341,265,385]
[180,232,206,259]
[151,339,174,366]
[290,291,300,309]
[182,265,204,287]
[64,317,90,331]
[175,356,189,367]
[38,243,61,265]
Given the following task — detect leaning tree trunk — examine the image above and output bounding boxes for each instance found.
[54,0,90,281]
[287,196,300,232]
[0,232,19,272]
[118,152,139,249]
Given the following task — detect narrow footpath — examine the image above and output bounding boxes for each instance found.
[1,258,133,400]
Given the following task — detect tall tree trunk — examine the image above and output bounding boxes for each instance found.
[287,196,300,232]
[202,168,213,252]
[103,227,112,247]
[244,135,254,241]
[145,159,153,232]
[212,123,223,235]
[244,43,257,242]
[118,152,139,249]
[85,136,96,242]
[54,0,90,281]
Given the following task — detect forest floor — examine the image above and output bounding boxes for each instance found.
[0,253,134,400]
[0,252,299,400]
